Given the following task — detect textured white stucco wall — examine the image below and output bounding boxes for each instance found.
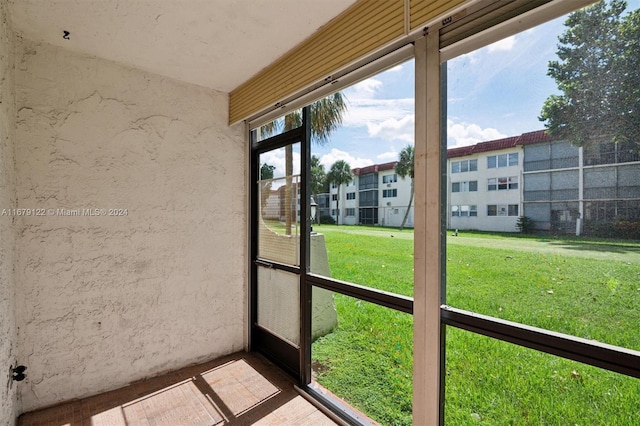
[15,38,246,411]
[0,0,17,423]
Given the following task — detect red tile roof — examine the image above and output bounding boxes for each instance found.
[352,161,397,175]
[447,129,553,159]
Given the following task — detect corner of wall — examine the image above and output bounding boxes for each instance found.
[0,0,18,424]
[13,40,247,412]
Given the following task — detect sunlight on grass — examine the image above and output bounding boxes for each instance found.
[311,224,640,425]
[313,297,413,425]
[446,328,640,425]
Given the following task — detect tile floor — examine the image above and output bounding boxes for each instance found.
[18,352,339,426]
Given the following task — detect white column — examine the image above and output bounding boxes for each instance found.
[578,146,584,236]
[413,31,442,426]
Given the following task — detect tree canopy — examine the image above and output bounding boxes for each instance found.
[327,160,353,225]
[539,0,640,152]
[395,146,414,180]
[260,92,347,144]
[310,156,326,198]
[260,163,275,180]
[259,93,347,233]
[395,145,415,230]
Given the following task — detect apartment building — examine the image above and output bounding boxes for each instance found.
[328,161,415,227]
[327,130,639,235]
[448,129,640,234]
[523,137,640,233]
[446,131,549,232]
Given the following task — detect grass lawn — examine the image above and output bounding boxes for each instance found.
[310,224,640,425]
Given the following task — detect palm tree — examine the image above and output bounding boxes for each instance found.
[327,160,353,225]
[395,145,414,230]
[310,155,326,224]
[260,93,346,234]
[259,163,275,210]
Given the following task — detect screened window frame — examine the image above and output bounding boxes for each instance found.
[246,2,640,424]
[439,4,640,425]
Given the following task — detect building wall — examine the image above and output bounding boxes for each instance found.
[329,170,415,228]
[448,149,522,233]
[379,172,413,228]
[15,39,246,411]
[523,140,640,233]
[329,181,356,225]
[0,1,17,423]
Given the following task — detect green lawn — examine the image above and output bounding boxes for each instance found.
[310,224,640,425]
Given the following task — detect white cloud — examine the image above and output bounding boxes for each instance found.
[387,64,403,72]
[447,119,506,148]
[343,76,414,133]
[377,150,399,161]
[320,148,373,170]
[349,78,383,99]
[367,114,414,142]
[487,35,517,53]
[343,98,414,128]
[259,149,301,181]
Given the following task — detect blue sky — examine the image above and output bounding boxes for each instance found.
[306,0,640,171]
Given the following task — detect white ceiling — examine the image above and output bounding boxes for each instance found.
[9,0,357,93]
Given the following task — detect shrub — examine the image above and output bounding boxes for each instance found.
[584,221,616,238]
[319,214,336,225]
[613,220,640,240]
[516,216,535,234]
[584,220,640,240]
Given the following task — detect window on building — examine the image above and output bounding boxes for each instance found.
[359,190,378,207]
[487,204,519,217]
[488,153,519,168]
[451,159,477,173]
[346,192,356,200]
[332,194,338,201]
[359,173,378,190]
[508,176,518,190]
[452,181,478,193]
[382,174,397,183]
[461,205,477,217]
[488,177,518,191]
[346,208,355,216]
[382,189,397,198]
[451,205,477,217]
[498,177,508,190]
[331,183,337,189]
[331,209,340,216]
